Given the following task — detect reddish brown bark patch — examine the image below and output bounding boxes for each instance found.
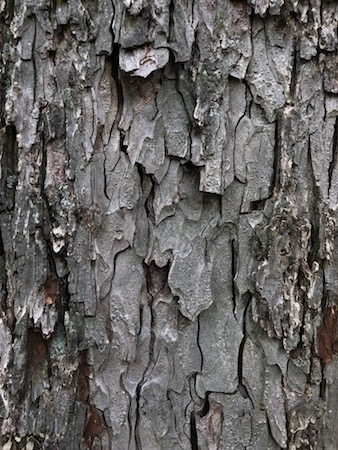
[28,327,48,367]
[83,405,103,449]
[196,402,224,449]
[317,307,338,364]
[77,350,91,403]
[44,278,60,305]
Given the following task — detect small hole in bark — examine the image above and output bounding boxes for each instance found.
[300,423,317,447]
[237,383,249,399]
[198,392,210,417]
[181,161,198,173]
[250,199,265,211]
[177,309,191,329]
[147,261,170,298]
[290,342,303,359]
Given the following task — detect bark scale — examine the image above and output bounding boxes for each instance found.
[0,0,338,449]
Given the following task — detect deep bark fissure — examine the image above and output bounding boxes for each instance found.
[231,238,237,314]
[168,0,175,42]
[319,363,326,401]
[190,411,198,450]
[237,294,252,403]
[126,393,134,450]
[271,116,280,194]
[329,115,338,191]
[32,18,37,105]
[196,315,203,372]
[111,43,123,127]
[0,226,7,317]
[283,370,293,447]
[0,124,18,212]
[289,46,298,101]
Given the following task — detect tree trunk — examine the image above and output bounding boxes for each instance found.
[1,0,338,448]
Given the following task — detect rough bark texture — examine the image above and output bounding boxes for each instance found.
[1,0,338,449]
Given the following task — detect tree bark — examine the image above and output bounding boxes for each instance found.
[1,0,338,449]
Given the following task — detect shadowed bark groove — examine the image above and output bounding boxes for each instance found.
[1,0,338,449]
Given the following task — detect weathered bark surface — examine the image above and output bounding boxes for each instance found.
[1,0,338,449]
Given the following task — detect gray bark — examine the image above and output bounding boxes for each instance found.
[0,0,338,449]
